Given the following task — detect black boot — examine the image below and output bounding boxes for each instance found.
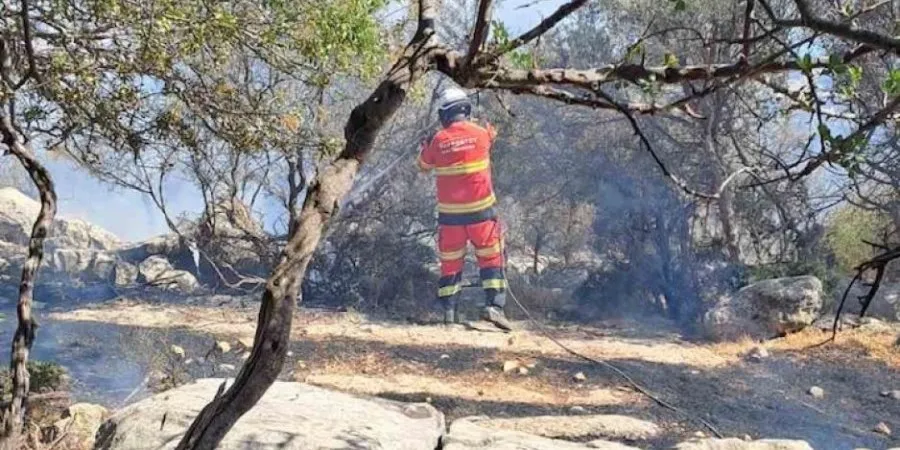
[481,284,512,331]
[482,305,512,332]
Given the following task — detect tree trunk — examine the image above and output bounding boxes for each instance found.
[702,93,741,263]
[0,116,58,442]
[175,3,441,448]
[532,234,542,276]
[718,186,742,262]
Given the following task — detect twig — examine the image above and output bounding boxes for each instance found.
[592,89,720,199]
[776,0,900,53]
[488,0,588,60]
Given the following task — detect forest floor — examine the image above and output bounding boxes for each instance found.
[49,297,900,450]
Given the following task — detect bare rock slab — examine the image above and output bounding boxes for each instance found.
[472,414,660,441]
[95,378,444,450]
[675,438,814,450]
[443,418,641,450]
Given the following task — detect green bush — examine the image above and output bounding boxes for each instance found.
[0,360,69,396]
[825,205,891,273]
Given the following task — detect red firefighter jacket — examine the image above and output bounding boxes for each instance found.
[418,120,498,225]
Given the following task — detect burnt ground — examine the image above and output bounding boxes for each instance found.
[36,297,900,450]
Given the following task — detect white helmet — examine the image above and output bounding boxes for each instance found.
[437,86,472,125]
[438,87,469,110]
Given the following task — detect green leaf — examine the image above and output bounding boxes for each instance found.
[797,54,813,73]
[625,43,644,63]
[491,20,510,46]
[827,53,846,74]
[841,2,854,17]
[848,65,863,86]
[508,50,534,70]
[881,68,900,96]
[663,52,679,68]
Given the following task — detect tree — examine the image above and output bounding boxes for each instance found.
[174,0,900,447]
[0,2,59,442]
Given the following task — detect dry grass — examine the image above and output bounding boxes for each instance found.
[710,326,900,369]
[293,349,637,408]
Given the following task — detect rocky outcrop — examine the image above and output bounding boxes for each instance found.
[442,418,641,450]
[45,248,117,282]
[137,256,199,292]
[703,276,824,341]
[0,187,231,295]
[94,379,444,450]
[674,438,814,450]
[0,188,120,250]
[49,218,121,251]
[116,234,182,267]
[113,261,138,287]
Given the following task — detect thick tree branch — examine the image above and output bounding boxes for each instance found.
[465,0,494,66]
[477,48,873,91]
[503,84,706,117]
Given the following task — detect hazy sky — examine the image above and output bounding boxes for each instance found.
[33,0,567,243]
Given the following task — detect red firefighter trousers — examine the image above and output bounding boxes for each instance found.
[437,218,506,307]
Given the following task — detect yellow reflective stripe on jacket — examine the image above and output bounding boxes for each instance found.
[434,159,489,176]
[475,243,502,258]
[438,284,461,297]
[482,279,506,290]
[439,248,466,261]
[438,194,496,214]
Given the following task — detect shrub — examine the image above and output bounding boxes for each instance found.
[825,205,892,273]
[0,360,69,396]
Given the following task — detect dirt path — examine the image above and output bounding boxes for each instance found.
[50,300,900,449]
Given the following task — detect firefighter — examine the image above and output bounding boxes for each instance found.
[417,86,512,331]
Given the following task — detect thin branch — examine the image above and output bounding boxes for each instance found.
[778,0,900,53]
[832,244,900,340]
[792,94,900,179]
[488,0,588,59]
[591,89,720,199]
[741,0,756,61]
